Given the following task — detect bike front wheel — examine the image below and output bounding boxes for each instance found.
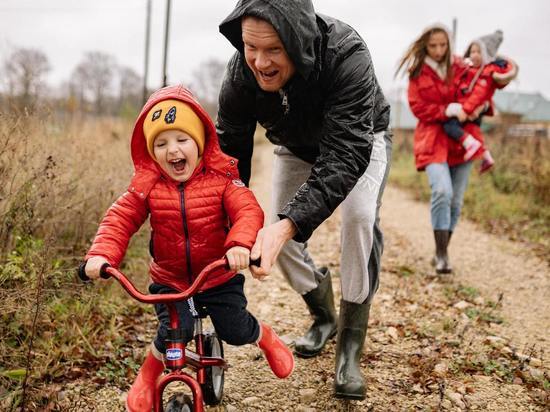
[201,331,224,405]
[165,393,193,412]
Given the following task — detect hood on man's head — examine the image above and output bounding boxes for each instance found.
[219,0,320,80]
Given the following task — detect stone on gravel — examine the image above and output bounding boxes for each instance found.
[515,352,542,367]
[454,300,471,310]
[299,388,316,403]
[242,396,260,406]
[407,303,419,312]
[433,362,448,377]
[473,296,484,305]
[528,366,544,380]
[119,392,127,406]
[446,391,466,409]
[280,334,294,345]
[386,326,399,341]
[225,405,237,412]
[378,293,392,302]
[473,374,492,383]
[455,384,467,394]
[484,335,506,347]
[296,406,316,412]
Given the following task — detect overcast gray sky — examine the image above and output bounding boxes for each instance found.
[2,0,549,100]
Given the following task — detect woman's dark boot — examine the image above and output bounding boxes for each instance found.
[294,268,337,358]
[431,231,452,267]
[334,300,370,399]
[434,230,452,274]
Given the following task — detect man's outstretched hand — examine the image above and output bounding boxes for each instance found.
[250,218,297,280]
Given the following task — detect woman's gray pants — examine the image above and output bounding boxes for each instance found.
[271,130,392,304]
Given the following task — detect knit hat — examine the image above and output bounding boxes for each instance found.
[470,29,503,65]
[143,99,205,159]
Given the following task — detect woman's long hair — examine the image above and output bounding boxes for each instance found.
[396,26,452,82]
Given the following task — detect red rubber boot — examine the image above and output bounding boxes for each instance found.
[479,150,495,174]
[126,350,164,412]
[257,323,294,379]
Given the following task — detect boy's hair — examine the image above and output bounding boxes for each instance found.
[143,99,206,159]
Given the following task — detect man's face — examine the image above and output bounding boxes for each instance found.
[241,16,296,92]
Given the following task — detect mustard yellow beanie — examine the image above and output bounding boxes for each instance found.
[143,99,205,159]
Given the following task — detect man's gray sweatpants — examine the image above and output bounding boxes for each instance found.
[271,130,392,304]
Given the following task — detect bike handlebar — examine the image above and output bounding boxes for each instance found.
[77,257,262,304]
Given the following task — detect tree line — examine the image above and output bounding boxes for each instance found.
[1,47,226,119]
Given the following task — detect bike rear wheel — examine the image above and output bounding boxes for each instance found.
[201,331,224,405]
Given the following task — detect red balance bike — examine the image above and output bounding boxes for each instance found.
[78,257,257,411]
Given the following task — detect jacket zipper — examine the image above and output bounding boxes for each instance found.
[178,183,193,285]
[279,89,289,115]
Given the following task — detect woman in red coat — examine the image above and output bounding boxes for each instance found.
[397,25,486,274]
[83,85,293,412]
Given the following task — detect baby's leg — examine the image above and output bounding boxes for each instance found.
[444,118,481,161]
[443,117,466,142]
[480,150,495,174]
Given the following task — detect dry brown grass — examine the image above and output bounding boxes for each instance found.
[0,110,141,409]
[0,111,133,257]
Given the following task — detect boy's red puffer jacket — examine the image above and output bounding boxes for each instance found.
[86,85,264,292]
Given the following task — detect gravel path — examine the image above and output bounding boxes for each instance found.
[62,140,549,411]
[380,186,550,352]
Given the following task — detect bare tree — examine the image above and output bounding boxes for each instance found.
[71,51,116,115]
[189,58,227,118]
[3,48,51,110]
[117,65,142,116]
[68,64,89,112]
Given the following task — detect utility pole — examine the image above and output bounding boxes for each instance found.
[452,18,457,52]
[143,0,152,104]
[162,0,172,87]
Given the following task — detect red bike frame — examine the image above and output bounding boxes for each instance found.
[100,258,229,412]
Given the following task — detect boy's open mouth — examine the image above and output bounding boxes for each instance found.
[170,158,186,172]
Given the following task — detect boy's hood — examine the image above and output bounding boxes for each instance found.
[128,85,239,194]
[219,0,321,81]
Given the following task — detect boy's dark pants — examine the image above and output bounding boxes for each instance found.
[150,274,260,354]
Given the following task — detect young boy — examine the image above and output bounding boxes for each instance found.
[83,85,294,412]
[444,29,518,173]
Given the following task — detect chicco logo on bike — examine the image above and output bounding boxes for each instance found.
[166,348,183,361]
